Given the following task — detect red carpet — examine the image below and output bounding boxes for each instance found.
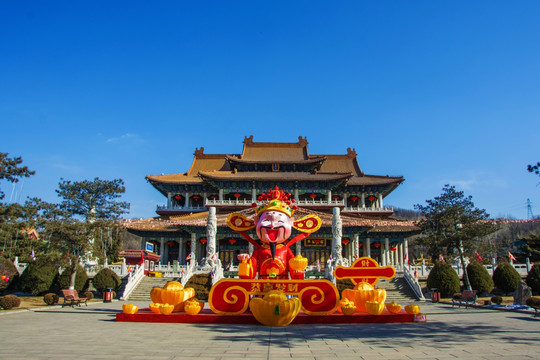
[116,308,421,324]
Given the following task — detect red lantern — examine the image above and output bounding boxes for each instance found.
[390,246,397,252]
[193,195,200,200]
[374,242,381,248]
[174,195,182,200]
[234,193,241,198]
[228,239,236,245]
[210,195,217,199]
[333,196,339,201]
[167,241,175,247]
[367,196,376,201]
[358,243,363,247]
[309,193,317,199]
[200,238,207,244]
[351,196,358,202]
[342,239,350,245]
[187,241,191,247]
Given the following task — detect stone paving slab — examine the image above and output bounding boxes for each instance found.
[1,301,539,359]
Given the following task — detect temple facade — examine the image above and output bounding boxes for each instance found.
[124,136,418,271]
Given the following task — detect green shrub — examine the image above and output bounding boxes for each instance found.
[525,297,540,308]
[526,264,540,295]
[43,293,59,305]
[84,291,94,300]
[18,257,59,295]
[0,258,19,293]
[491,295,503,305]
[466,261,494,294]
[0,294,21,309]
[92,268,121,294]
[427,261,460,297]
[58,265,88,292]
[493,262,521,295]
[184,274,212,300]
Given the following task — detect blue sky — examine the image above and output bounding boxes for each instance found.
[1,1,539,220]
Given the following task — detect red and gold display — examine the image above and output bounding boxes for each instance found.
[208,278,339,315]
[226,186,321,280]
[334,257,396,285]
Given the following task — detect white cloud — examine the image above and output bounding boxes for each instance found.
[439,170,507,191]
[106,133,143,143]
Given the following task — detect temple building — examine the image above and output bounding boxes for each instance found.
[124,136,418,271]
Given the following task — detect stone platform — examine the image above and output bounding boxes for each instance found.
[116,308,421,324]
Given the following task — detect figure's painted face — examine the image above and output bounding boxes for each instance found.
[255,211,293,244]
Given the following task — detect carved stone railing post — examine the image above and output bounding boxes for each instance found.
[206,207,217,266]
[190,233,196,267]
[332,207,343,266]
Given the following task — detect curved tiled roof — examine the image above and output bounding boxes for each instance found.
[198,171,353,182]
[122,207,419,234]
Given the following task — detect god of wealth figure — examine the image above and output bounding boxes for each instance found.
[226,186,321,280]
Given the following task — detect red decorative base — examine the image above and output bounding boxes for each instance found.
[116,309,420,324]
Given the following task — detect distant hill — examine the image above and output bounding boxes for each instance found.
[390,207,423,221]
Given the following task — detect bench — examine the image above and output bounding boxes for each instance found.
[452,290,478,308]
[61,289,88,307]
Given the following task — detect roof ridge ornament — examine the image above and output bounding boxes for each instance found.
[244,135,254,145]
[194,147,205,158]
[298,136,308,147]
[346,148,357,158]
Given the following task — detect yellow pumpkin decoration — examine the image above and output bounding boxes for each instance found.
[173,302,185,313]
[250,290,301,326]
[163,281,183,290]
[354,282,374,291]
[289,255,308,271]
[353,289,375,313]
[150,287,163,304]
[365,301,385,315]
[159,303,175,315]
[184,298,204,315]
[339,299,357,315]
[122,303,139,314]
[386,301,402,314]
[149,303,161,314]
[373,288,387,304]
[405,304,421,315]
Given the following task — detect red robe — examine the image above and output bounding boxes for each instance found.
[239,243,304,280]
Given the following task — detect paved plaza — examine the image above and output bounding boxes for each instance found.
[1,301,539,360]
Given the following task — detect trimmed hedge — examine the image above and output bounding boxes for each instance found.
[58,265,88,292]
[0,294,21,309]
[92,268,121,294]
[43,293,59,305]
[184,274,212,301]
[0,258,19,293]
[466,261,494,294]
[526,264,540,295]
[493,262,521,295]
[18,257,59,295]
[336,278,355,296]
[427,261,460,297]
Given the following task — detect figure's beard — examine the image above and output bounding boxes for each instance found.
[270,242,276,260]
[260,227,285,260]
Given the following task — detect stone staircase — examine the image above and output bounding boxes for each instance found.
[376,275,420,303]
[126,277,180,302]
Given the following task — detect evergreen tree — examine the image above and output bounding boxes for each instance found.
[415,185,498,290]
[50,178,129,289]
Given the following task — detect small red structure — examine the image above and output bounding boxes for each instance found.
[119,250,161,275]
